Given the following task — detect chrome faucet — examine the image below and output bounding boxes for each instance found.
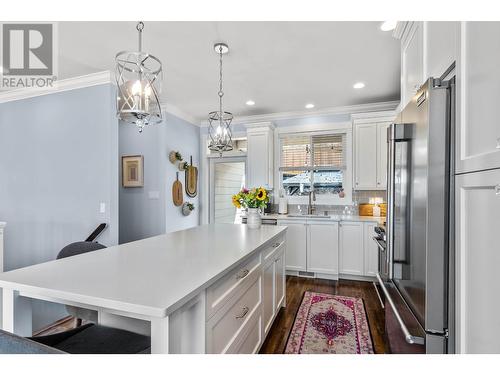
[308,189,316,215]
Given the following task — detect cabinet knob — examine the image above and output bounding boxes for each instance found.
[495,184,500,196]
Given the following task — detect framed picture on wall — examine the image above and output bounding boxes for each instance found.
[122,155,144,187]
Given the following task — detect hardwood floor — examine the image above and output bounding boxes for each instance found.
[259,275,389,354]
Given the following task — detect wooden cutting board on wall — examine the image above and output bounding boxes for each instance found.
[172,172,183,206]
[185,155,198,198]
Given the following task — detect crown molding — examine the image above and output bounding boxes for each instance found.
[0,71,113,104]
[200,100,399,127]
[160,103,198,127]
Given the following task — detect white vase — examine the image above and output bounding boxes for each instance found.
[247,208,262,229]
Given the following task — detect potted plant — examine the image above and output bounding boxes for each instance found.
[182,202,195,216]
[232,187,269,229]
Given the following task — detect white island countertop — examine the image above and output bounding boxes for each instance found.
[0,224,287,319]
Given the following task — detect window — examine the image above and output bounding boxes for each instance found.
[279,132,351,204]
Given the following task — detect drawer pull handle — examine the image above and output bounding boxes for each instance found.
[236,269,249,280]
[235,306,250,319]
[273,242,281,248]
[496,184,500,196]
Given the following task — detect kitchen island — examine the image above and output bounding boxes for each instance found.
[0,224,287,354]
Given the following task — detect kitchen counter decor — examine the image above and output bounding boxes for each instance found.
[232,187,269,229]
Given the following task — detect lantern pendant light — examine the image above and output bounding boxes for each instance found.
[115,21,163,133]
[208,43,233,156]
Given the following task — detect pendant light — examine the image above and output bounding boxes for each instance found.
[115,21,163,133]
[208,43,233,156]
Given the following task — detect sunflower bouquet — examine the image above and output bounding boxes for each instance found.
[232,187,269,210]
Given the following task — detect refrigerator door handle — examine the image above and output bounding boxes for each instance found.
[376,273,425,345]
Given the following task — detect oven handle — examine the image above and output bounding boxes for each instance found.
[372,236,386,252]
[375,273,425,346]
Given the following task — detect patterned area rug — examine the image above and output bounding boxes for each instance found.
[285,291,374,354]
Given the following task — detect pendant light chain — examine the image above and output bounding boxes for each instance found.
[218,45,224,123]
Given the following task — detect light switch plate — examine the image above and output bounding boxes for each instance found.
[99,202,106,214]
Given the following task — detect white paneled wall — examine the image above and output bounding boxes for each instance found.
[214,162,245,224]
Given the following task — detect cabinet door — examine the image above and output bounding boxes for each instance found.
[363,222,379,277]
[247,131,273,189]
[424,21,459,78]
[339,222,364,276]
[456,22,500,174]
[402,22,424,107]
[376,122,390,189]
[274,250,285,312]
[456,169,500,353]
[355,123,378,190]
[307,222,339,275]
[279,221,307,272]
[262,259,275,335]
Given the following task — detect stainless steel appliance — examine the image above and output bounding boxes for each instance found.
[376,77,455,354]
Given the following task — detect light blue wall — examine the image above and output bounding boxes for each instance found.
[119,112,200,244]
[0,84,119,331]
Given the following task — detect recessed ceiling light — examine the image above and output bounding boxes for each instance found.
[353,82,365,89]
[305,103,315,109]
[246,100,255,106]
[380,21,397,32]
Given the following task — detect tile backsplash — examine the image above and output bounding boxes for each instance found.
[271,190,386,216]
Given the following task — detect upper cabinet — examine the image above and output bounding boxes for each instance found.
[246,122,275,189]
[456,22,500,173]
[401,22,424,108]
[425,22,459,79]
[396,22,459,108]
[353,113,395,191]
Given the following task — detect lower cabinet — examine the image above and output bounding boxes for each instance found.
[363,222,379,277]
[279,221,307,271]
[307,221,339,276]
[339,221,380,278]
[262,258,275,334]
[206,236,286,354]
[339,222,364,276]
[263,246,286,335]
[456,169,500,353]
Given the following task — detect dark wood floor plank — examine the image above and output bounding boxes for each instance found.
[259,276,389,354]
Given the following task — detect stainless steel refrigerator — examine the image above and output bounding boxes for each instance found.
[376,76,455,354]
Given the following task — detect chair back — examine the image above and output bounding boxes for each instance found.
[56,241,107,323]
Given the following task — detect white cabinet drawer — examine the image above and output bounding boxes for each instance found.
[235,310,262,354]
[207,275,261,354]
[206,252,261,319]
[262,237,284,262]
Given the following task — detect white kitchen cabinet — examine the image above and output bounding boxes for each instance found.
[0,222,5,328]
[262,258,275,335]
[246,122,275,189]
[353,118,393,191]
[339,221,364,276]
[363,222,379,278]
[279,221,307,272]
[274,251,285,313]
[456,22,500,174]
[354,123,378,189]
[307,221,339,276]
[425,21,459,79]
[401,22,424,108]
[376,122,390,189]
[456,168,500,354]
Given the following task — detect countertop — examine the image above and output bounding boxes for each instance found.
[0,224,287,318]
[249,213,385,224]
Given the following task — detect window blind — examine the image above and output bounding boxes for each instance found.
[280,135,311,170]
[312,134,346,169]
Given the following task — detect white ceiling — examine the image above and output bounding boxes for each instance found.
[58,21,401,121]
